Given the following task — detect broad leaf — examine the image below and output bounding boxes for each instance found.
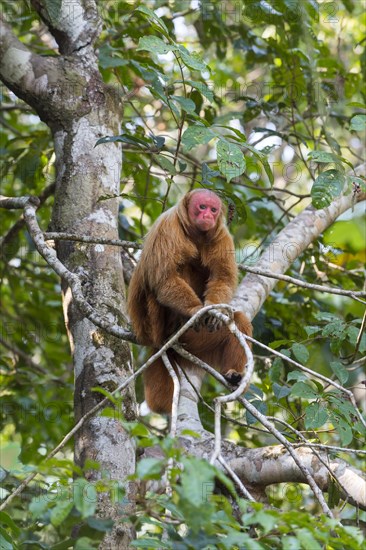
[217,139,246,182]
[181,125,215,151]
[350,114,366,131]
[311,169,345,209]
[137,36,177,55]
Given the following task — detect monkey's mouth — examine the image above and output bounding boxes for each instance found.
[196,220,215,231]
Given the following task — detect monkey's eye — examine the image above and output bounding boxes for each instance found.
[211,208,217,213]
[199,204,206,210]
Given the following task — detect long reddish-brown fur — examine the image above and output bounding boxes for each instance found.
[127,190,252,413]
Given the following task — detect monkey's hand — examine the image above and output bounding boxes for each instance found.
[194,306,233,332]
[200,312,223,332]
[205,304,234,332]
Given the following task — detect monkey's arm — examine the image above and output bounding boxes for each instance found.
[204,237,238,305]
[204,277,235,305]
[155,273,203,317]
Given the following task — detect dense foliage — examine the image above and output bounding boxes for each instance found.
[0,1,365,548]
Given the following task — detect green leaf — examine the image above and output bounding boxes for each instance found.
[304,325,321,336]
[0,512,20,537]
[127,422,151,437]
[350,114,366,131]
[246,399,267,425]
[291,343,309,364]
[171,95,196,114]
[51,538,75,550]
[154,155,177,175]
[328,477,341,508]
[0,528,13,550]
[135,6,169,34]
[50,500,73,527]
[273,383,291,399]
[308,150,340,164]
[137,36,176,55]
[330,415,353,446]
[347,326,366,351]
[241,142,274,184]
[254,510,278,534]
[180,458,215,507]
[347,102,366,108]
[202,162,220,184]
[178,46,208,71]
[217,139,246,182]
[73,479,97,518]
[269,339,291,349]
[181,125,215,151]
[99,56,128,69]
[136,458,163,479]
[185,80,214,102]
[304,402,328,429]
[86,517,114,532]
[282,536,301,550]
[297,528,322,550]
[29,496,50,518]
[269,359,284,383]
[311,169,345,209]
[291,382,318,399]
[180,429,201,438]
[98,45,129,69]
[322,319,346,338]
[74,537,99,549]
[330,361,349,385]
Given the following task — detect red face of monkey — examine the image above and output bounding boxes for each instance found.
[187,191,222,232]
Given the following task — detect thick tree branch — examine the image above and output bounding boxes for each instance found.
[234,184,366,320]
[228,445,366,511]
[30,0,101,55]
[0,16,56,108]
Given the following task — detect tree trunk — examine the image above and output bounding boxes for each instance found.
[0,3,137,546]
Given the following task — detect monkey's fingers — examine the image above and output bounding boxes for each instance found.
[204,315,223,332]
[194,312,222,332]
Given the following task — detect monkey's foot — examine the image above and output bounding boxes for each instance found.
[223,370,242,386]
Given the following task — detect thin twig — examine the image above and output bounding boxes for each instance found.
[218,456,256,502]
[244,334,366,430]
[44,232,141,250]
[240,264,366,301]
[238,396,334,517]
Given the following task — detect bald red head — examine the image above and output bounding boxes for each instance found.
[187,190,222,232]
